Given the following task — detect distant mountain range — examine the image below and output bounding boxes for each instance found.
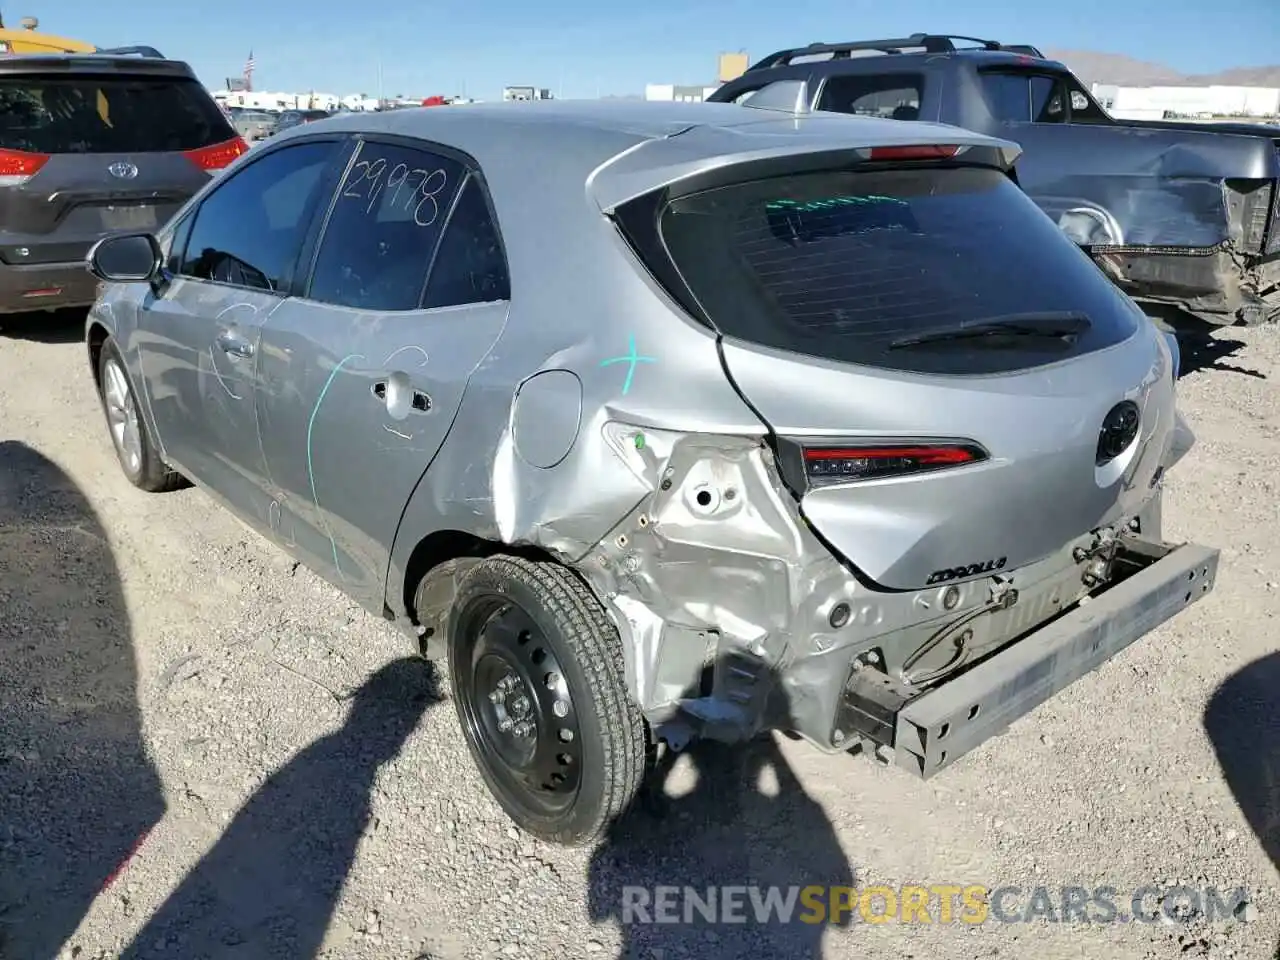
[1045,49,1280,88]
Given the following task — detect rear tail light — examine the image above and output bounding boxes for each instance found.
[859,144,964,161]
[1227,179,1274,253]
[0,147,50,187]
[1268,172,1280,255]
[776,439,988,493]
[183,137,249,171]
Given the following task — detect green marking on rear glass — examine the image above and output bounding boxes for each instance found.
[765,195,909,213]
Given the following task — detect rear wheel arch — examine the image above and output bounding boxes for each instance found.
[403,530,570,655]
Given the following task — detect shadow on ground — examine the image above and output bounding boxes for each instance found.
[0,308,89,344]
[1204,652,1280,870]
[0,441,165,957]
[118,656,441,959]
[1149,307,1266,380]
[587,711,855,959]
[1176,327,1265,380]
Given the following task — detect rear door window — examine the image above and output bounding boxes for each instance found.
[981,71,1083,124]
[980,72,1033,121]
[647,165,1140,375]
[306,141,465,311]
[421,174,510,309]
[818,74,923,120]
[1030,76,1066,122]
[0,74,235,154]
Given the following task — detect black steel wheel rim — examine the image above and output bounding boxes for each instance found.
[455,594,584,816]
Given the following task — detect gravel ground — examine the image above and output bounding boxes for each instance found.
[1,312,1277,960]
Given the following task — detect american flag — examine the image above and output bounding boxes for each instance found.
[243,50,255,90]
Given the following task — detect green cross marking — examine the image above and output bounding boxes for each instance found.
[599,334,657,396]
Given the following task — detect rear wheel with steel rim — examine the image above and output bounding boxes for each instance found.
[447,555,648,845]
[96,337,184,492]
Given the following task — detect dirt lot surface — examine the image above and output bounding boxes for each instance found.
[1,313,1277,960]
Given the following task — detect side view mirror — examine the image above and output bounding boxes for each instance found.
[88,233,162,283]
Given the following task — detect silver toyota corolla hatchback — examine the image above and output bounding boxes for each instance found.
[85,90,1219,845]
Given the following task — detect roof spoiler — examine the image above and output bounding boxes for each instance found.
[1000,44,1046,57]
[734,79,1025,170]
[94,45,165,58]
[746,34,1042,71]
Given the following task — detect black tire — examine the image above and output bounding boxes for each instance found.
[446,554,647,845]
[96,337,185,493]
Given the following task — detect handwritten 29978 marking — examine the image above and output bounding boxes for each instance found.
[341,157,449,227]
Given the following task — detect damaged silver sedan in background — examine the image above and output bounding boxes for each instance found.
[84,98,1219,845]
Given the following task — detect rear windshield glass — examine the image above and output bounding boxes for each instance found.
[655,165,1141,375]
[0,74,234,154]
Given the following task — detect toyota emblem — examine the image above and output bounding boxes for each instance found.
[108,161,139,180]
[1096,400,1141,466]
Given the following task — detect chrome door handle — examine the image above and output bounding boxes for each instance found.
[216,329,254,359]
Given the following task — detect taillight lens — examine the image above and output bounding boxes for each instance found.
[860,144,964,161]
[776,439,987,493]
[1267,175,1280,255]
[0,147,50,187]
[184,137,249,171]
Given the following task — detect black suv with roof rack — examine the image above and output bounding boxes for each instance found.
[0,46,247,316]
[710,33,1280,327]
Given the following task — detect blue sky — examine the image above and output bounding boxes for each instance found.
[42,0,1280,99]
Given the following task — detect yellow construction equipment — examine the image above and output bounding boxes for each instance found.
[0,14,96,55]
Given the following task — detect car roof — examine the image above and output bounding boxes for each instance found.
[257,98,1017,324]
[291,98,1017,211]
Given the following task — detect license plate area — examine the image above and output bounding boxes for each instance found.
[892,541,1219,778]
[100,204,157,231]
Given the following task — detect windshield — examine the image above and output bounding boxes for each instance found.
[652,165,1141,375]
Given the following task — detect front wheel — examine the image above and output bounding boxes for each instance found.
[96,337,184,493]
[447,555,647,845]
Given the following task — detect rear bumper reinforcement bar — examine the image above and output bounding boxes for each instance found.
[887,541,1219,777]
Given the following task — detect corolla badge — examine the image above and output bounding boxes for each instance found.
[1096,400,1141,466]
[108,161,139,180]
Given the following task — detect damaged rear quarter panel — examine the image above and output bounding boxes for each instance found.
[383,179,768,626]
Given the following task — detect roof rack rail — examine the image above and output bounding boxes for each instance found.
[94,45,165,59]
[746,33,1019,72]
[999,44,1046,57]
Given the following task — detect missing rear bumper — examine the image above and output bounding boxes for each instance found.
[1091,246,1280,325]
[834,540,1218,777]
